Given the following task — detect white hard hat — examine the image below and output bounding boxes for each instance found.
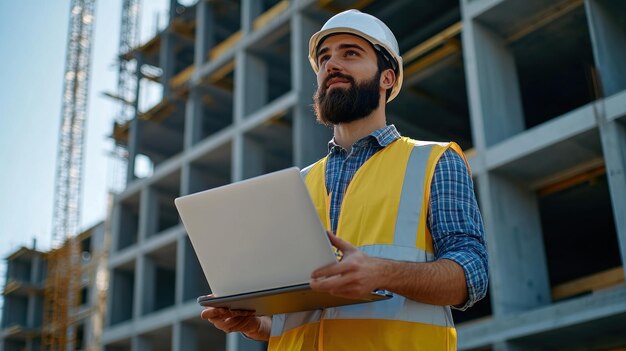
[309,9,403,102]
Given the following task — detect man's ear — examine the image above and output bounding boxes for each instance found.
[380,68,396,90]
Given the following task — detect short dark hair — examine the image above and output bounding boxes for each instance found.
[374,48,396,101]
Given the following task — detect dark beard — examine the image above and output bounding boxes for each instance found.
[313,70,381,126]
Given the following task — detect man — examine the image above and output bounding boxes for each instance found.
[201,9,488,350]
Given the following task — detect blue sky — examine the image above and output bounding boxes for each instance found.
[0,1,171,273]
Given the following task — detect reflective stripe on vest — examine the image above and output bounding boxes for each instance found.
[270,138,463,350]
[393,144,432,247]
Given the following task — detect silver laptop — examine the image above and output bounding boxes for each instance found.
[174,167,391,316]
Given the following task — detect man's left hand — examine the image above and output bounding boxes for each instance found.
[310,231,386,299]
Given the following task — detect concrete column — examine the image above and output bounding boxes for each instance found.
[597,118,626,272]
[109,266,135,326]
[232,47,246,183]
[180,163,192,196]
[232,45,268,180]
[462,0,508,20]
[160,0,180,97]
[5,259,13,283]
[160,0,178,98]
[160,31,176,97]
[126,120,141,183]
[241,0,263,34]
[126,54,144,184]
[0,292,7,329]
[241,53,268,117]
[585,0,626,96]
[184,0,215,150]
[232,134,244,182]
[241,137,266,180]
[234,134,266,181]
[181,235,210,302]
[141,256,156,315]
[477,172,551,316]
[462,19,524,149]
[291,13,331,167]
[186,163,207,195]
[225,332,239,351]
[184,88,204,149]
[138,187,158,241]
[173,322,198,351]
[30,255,40,284]
[175,235,185,305]
[133,255,147,318]
[110,201,123,252]
[27,256,40,328]
[26,292,36,328]
[195,0,215,66]
[132,335,153,351]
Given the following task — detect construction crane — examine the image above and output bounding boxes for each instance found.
[51,0,97,246]
[108,0,141,193]
[45,0,97,350]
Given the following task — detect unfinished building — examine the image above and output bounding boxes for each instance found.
[105,0,626,350]
[1,247,45,351]
[0,223,107,351]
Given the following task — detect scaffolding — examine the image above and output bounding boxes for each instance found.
[42,238,81,350]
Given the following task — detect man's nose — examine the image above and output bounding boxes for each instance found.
[325,55,342,72]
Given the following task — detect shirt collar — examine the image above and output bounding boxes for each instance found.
[328,124,401,152]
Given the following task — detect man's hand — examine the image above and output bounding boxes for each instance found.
[310,231,386,299]
[200,304,271,341]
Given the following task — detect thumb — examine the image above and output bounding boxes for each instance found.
[326,231,356,253]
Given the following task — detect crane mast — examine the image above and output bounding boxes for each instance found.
[52,0,96,244]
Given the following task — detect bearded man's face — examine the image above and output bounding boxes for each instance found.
[313,69,381,126]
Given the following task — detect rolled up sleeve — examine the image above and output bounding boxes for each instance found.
[428,149,489,311]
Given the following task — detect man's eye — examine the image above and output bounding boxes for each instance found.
[318,56,329,65]
[346,50,358,57]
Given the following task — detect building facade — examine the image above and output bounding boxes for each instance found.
[105,0,626,350]
[1,247,45,351]
[0,223,107,351]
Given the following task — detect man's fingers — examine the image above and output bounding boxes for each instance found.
[310,274,345,292]
[326,231,356,253]
[223,315,258,333]
[201,307,228,320]
[225,308,255,316]
[311,260,352,279]
[201,307,254,321]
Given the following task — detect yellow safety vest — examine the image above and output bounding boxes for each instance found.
[268,137,467,351]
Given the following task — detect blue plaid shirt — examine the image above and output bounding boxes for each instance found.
[325,125,488,310]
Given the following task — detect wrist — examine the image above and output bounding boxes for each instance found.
[373,258,395,290]
[242,316,270,341]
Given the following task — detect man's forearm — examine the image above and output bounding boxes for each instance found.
[375,258,468,306]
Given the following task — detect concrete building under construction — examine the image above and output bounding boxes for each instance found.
[104,0,626,350]
[0,223,107,351]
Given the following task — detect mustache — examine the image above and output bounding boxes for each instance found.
[322,72,355,91]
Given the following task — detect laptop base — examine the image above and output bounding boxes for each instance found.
[198,283,392,316]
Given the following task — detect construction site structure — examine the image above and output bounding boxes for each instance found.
[52,0,97,245]
[0,223,108,351]
[107,0,142,194]
[104,0,626,350]
[0,246,46,351]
